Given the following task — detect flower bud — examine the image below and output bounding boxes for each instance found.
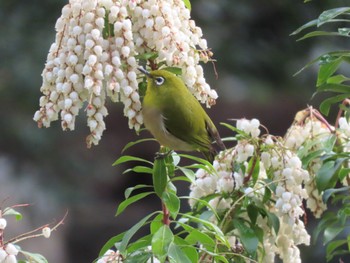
[0,218,7,230]
[42,227,51,238]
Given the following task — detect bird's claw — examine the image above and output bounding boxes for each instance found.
[155,150,174,160]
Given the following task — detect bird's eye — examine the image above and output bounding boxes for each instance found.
[155,76,165,86]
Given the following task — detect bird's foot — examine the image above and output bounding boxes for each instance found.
[155,150,174,160]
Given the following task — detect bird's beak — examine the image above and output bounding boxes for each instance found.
[138,67,151,77]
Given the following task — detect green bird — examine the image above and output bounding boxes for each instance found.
[139,67,225,162]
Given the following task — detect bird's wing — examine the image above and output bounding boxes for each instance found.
[162,99,211,151]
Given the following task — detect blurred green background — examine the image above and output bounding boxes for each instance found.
[0,0,349,262]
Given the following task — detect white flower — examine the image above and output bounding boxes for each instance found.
[0,218,7,230]
[5,244,18,256]
[42,227,51,238]
[0,249,7,261]
[34,0,215,147]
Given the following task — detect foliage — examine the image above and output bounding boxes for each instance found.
[293,6,350,262]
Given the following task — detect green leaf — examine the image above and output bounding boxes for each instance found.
[124,251,152,263]
[319,94,350,116]
[152,225,174,262]
[124,184,153,199]
[3,208,23,221]
[20,250,48,263]
[318,7,350,27]
[181,214,229,248]
[323,186,350,203]
[184,227,216,249]
[113,155,153,166]
[116,192,154,216]
[266,211,280,234]
[317,83,350,93]
[122,138,156,153]
[168,243,192,263]
[162,191,180,219]
[327,74,350,85]
[102,9,114,39]
[233,219,258,255]
[99,233,125,257]
[153,158,168,198]
[316,158,347,191]
[248,156,260,186]
[247,204,258,225]
[317,57,343,86]
[178,167,196,183]
[324,226,344,245]
[163,67,183,75]
[262,187,271,203]
[135,52,159,61]
[313,212,338,244]
[123,166,153,175]
[119,212,157,253]
[326,239,348,258]
[150,214,164,234]
[182,0,191,10]
[291,19,318,35]
[297,31,350,41]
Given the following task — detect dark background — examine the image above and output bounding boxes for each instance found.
[0,0,348,262]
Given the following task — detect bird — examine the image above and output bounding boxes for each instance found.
[139,67,225,162]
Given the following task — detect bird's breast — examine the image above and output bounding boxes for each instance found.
[142,105,194,151]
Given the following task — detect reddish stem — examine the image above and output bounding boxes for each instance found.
[162,202,170,225]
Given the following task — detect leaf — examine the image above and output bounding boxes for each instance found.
[153,158,168,198]
[313,212,338,244]
[99,233,125,257]
[326,239,348,259]
[266,211,280,234]
[119,212,157,253]
[324,226,344,245]
[184,227,216,249]
[316,158,347,191]
[291,19,318,35]
[163,67,183,75]
[181,214,229,248]
[116,192,154,216]
[102,9,114,39]
[152,225,174,262]
[113,155,153,166]
[323,186,350,203]
[327,74,350,85]
[123,166,153,175]
[317,83,350,93]
[168,243,192,263]
[317,57,343,86]
[182,0,191,10]
[3,208,22,221]
[162,191,180,219]
[124,251,152,263]
[122,138,156,153]
[248,156,260,186]
[319,94,350,116]
[135,52,159,61]
[20,250,48,263]
[233,219,258,255]
[297,31,350,41]
[124,184,153,199]
[318,7,350,27]
[247,204,258,225]
[178,167,196,183]
[150,214,164,234]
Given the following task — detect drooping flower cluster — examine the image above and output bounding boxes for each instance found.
[284,109,334,218]
[189,118,311,263]
[33,0,215,147]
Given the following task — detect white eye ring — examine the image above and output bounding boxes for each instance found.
[155,76,165,86]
